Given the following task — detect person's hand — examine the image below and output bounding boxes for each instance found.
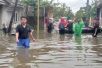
[16,39,19,43]
[32,39,35,42]
[94,34,96,36]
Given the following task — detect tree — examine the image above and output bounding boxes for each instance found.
[75,7,86,19]
[89,1,97,18]
[21,0,35,16]
[67,8,74,20]
[21,0,74,19]
[75,0,97,20]
[53,3,74,20]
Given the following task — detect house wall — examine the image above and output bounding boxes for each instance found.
[1,6,8,26]
[1,5,24,28]
[99,8,102,27]
[97,0,102,27]
[0,0,25,34]
[0,5,2,28]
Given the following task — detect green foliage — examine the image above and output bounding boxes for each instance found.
[53,3,74,20]
[89,2,97,18]
[75,1,97,19]
[75,7,86,19]
[21,0,35,6]
[21,0,74,20]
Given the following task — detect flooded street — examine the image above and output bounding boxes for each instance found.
[0,33,102,68]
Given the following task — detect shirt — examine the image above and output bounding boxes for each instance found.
[16,24,31,39]
[73,21,84,35]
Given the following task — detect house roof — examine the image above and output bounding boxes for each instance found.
[0,0,23,8]
[0,0,6,5]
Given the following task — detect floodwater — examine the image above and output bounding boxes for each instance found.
[0,32,102,68]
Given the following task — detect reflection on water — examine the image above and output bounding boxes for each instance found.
[16,48,30,63]
[0,33,102,68]
[74,35,82,45]
[59,35,65,41]
[46,33,53,41]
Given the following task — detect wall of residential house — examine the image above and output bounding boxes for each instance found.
[0,5,24,28]
[99,8,102,27]
[0,5,2,28]
[0,0,24,31]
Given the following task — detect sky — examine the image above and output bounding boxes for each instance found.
[52,0,93,13]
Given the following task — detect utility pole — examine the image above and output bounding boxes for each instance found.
[8,0,18,34]
[37,0,40,39]
[87,0,89,6]
[86,0,90,18]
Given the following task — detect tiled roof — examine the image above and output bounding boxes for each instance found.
[0,0,23,8]
[97,0,102,8]
[0,0,6,5]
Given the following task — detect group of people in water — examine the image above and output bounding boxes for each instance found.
[1,16,100,48]
[46,17,100,37]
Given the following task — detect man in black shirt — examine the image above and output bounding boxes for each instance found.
[16,16,35,48]
[47,19,54,33]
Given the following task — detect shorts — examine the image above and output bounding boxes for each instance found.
[17,38,30,48]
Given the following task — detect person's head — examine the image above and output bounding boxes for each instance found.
[93,17,99,23]
[94,17,99,21]
[49,18,53,23]
[60,17,66,23]
[20,16,28,25]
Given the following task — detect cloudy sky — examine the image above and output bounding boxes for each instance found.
[52,0,93,13]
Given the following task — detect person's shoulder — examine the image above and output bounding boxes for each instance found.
[27,24,33,29]
[16,24,22,28]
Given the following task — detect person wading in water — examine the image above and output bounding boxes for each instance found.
[16,16,35,48]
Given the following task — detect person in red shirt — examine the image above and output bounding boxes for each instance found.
[59,17,68,34]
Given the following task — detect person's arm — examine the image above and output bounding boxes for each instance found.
[30,31,35,42]
[80,21,84,28]
[16,25,20,43]
[28,25,35,42]
[94,28,98,36]
[16,32,19,43]
[73,23,75,32]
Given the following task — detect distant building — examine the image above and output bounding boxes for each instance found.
[0,0,24,29]
[26,5,54,30]
[97,0,102,27]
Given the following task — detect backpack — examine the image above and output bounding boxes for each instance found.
[59,23,65,30]
[48,23,53,30]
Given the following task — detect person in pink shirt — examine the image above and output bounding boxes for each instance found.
[59,17,68,34]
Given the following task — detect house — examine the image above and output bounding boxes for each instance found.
[0,0,24,29]
[97,0,102,27]
[26,5,54,30]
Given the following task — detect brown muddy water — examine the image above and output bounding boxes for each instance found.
[0,32,102,68]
